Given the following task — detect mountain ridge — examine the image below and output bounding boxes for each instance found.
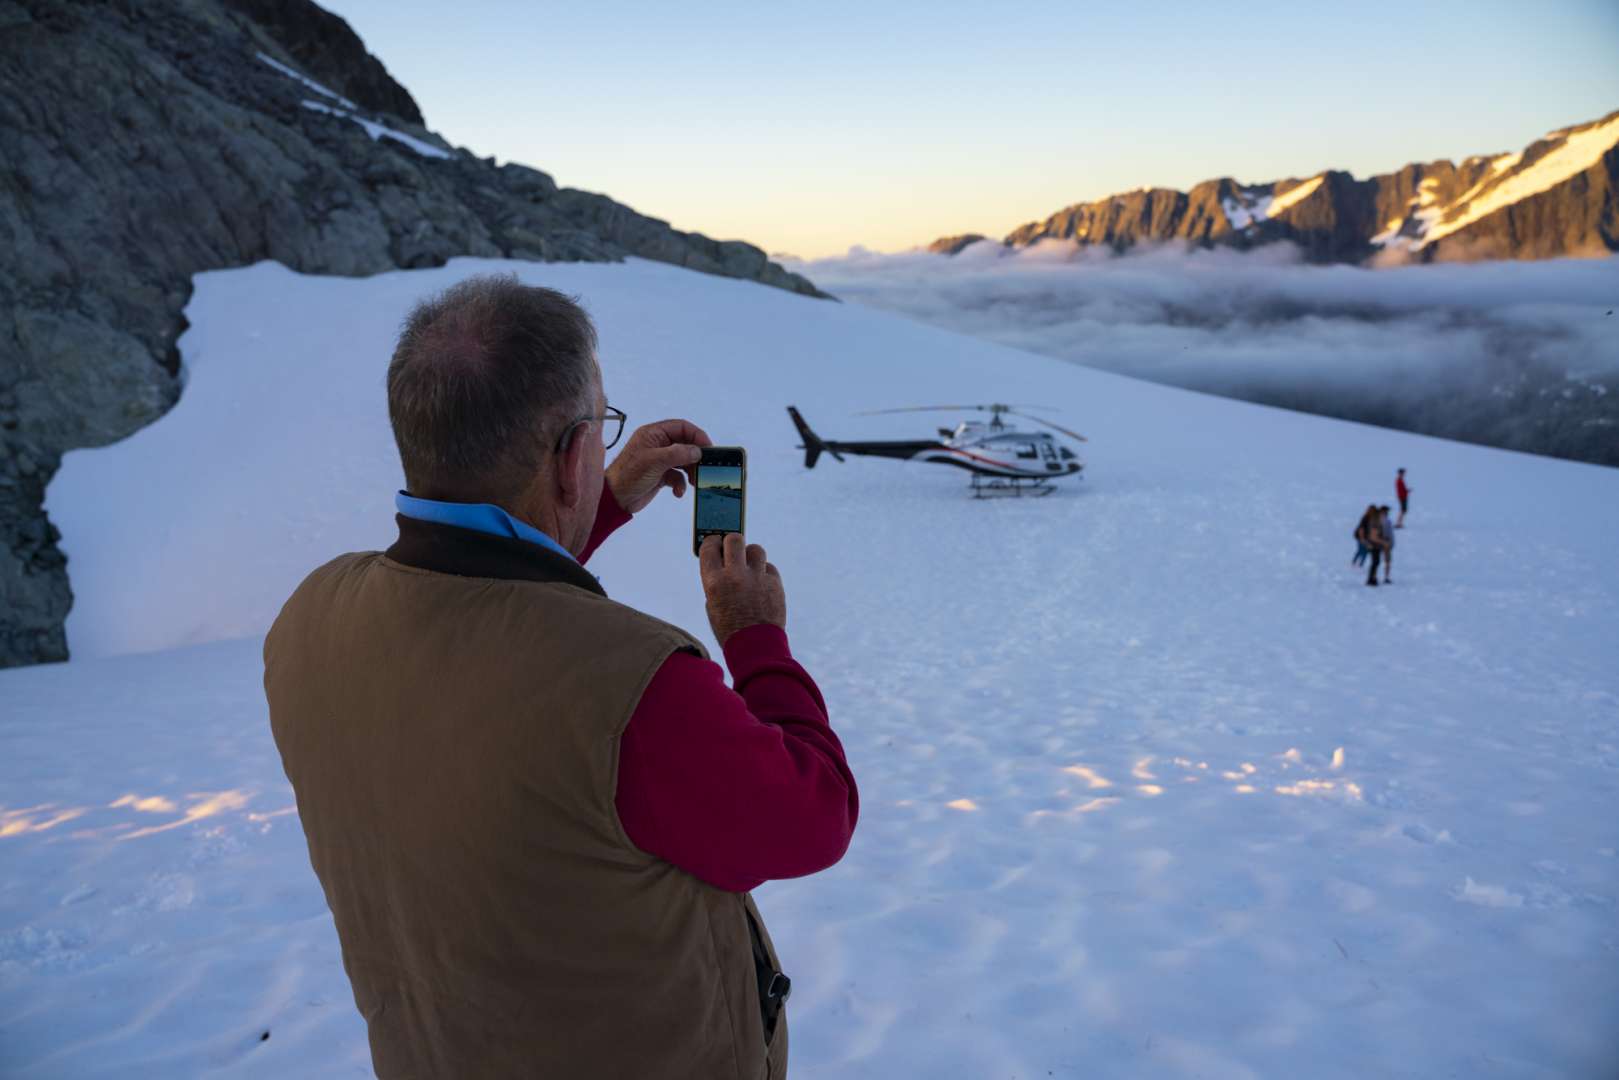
[930,110,1619,263]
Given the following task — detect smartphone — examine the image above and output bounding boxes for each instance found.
[693,446,747,556]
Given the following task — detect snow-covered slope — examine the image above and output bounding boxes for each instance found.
[1383,112,1619,252]
[6,259,1619,1078]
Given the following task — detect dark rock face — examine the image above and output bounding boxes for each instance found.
[939,110,1619,265]
[0,0,825,668]
[222,0,424,124]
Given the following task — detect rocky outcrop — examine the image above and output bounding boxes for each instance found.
[939,110,1619,264]
[994,173,1385,261]
[927,234,987,256]
[222,0,424,124]
[1005,187,1211,249]
[0,0,825,668]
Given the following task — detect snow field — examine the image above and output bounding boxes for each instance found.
[6,258,1619,1078]
[1,642,372,1078]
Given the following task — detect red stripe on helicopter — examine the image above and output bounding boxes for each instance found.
[922,446,1025,472]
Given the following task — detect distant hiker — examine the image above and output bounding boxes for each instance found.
[1396,467,1410,527]
[1351,504,1375,568]
[264,275,857,1079]
[1378,505,1395,584]
[1354,505,1385,587]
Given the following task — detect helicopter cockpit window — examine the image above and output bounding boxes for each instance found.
[1016,444,1039,459]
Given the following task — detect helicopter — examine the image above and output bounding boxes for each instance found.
[787,403,1086,497]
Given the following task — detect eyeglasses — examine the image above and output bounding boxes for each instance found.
[557,404,627,452]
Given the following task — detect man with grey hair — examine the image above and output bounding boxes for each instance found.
[264,274,858,1078]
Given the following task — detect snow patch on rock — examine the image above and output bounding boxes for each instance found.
[299,100,452,160]
[1263,175,1325,218]
[1423,114,1619,245]
[255,51,356,110]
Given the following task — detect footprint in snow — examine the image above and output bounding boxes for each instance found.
[1452,877,1522,908]
[1402,823,1453,845]
[59,884,98,906]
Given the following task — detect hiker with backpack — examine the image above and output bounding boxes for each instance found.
[1351,504,1375,568]
[1353,505,1387,587]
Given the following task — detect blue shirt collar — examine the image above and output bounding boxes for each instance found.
[395,492,579,565]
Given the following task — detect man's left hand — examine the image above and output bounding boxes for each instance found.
[606,418,712,514]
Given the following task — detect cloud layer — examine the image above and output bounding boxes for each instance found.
[789,242,1619,466]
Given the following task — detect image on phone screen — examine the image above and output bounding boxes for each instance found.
[694,448,746,554]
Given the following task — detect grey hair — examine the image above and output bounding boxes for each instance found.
[386,274,598,502]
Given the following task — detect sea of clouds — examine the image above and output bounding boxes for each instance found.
[786,242,1619,466]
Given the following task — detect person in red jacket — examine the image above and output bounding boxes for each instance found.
[269,275,857,1077]
[1395,467,1410,528]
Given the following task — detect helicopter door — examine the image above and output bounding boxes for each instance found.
[1039,440,1063,471]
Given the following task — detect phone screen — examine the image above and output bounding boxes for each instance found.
[693,446,746,555]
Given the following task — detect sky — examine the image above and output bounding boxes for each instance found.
[320,0,1619,258]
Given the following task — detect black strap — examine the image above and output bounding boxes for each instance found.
[744,905,790,1041]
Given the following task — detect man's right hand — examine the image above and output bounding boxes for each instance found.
[699,533,786,645]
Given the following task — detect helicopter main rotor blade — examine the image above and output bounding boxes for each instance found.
[859,403,1062,417]
[1010,410,1088,442]
[857,405,985,416]
[859,404,1084,438]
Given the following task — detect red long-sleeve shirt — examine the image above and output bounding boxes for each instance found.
[579,488,859,893]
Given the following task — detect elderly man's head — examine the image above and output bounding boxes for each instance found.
[387,276,606,533]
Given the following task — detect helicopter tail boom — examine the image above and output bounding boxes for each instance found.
[787,406,840,468]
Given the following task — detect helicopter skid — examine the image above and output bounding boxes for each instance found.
[969,474,1057,499]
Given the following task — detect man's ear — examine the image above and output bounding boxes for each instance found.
[554,423,586,510]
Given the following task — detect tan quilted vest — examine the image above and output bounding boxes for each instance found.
[264,517,788,1079]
